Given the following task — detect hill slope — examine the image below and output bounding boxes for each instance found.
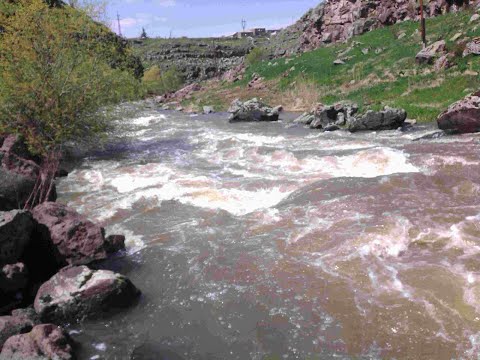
[183,10,480,123]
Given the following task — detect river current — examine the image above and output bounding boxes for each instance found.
[58,103,480,359]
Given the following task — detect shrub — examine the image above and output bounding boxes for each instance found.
[245,47,269,66]
[143,66,184,95]
[0,0,142,206]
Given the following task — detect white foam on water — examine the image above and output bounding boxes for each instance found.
[131,114,167,127]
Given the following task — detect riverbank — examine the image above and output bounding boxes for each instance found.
[170,11,480,122]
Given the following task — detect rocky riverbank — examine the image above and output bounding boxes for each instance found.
[0,135,141,359]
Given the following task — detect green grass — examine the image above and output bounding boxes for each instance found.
[190,11,480,122]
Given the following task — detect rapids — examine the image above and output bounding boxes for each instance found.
[58,104,480,359]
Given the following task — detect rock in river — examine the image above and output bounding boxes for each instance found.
[228,98,281,123]
[31,202,107,266]
[437,91,480,133]
[347,107,407,132]
[34,266,140,323]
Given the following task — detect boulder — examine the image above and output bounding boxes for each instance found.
[31,203,107,266]
[437,91,480,133]
[0,308,39,349]
[415,40,446,64]
[463,38,480,57]
[0,211,34,266]
[104,235,126,254]
[171,83,202,102]
[34,266,140,323]
[0,263,28,293]
[202,106,214,114]
[247,74,266,90]
[0,324,74,360]
[309,103,358,130]
[0,168,36,211]
[347,107,407,132]
[228,98,280,123]
[434,53,453,71]
[293,112,315,125]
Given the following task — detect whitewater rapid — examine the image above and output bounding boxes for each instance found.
[58,104,480,359]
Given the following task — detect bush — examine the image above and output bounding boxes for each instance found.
[0,0,142,206]
[0,0,142,154]
[143,66,184,95]
[245,47,269,66]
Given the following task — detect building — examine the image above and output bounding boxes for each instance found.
[232,28,271,39]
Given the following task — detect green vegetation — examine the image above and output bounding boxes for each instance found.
[0,0,142,154]
[143,66,184,95]
[245,47,269,65]
[189,11,480,123]
[0,0,143,206]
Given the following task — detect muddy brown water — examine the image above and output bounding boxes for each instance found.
[58,104,480,359]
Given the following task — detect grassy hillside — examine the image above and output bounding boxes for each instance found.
[185,11,480,123]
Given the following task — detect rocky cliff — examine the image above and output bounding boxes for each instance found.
[270,0,475,56]
[132,38,262,83]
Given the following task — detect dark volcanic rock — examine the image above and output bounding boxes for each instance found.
[34,266,140,323]
[437,91,480,133]
[0,168,36,211]
[105,235,126,254]
[228,98,281,123]
[0,308,39,349]
[347,107,407,132]
[31,202,107,267]
[0,211,34,266]
[0,324,74,360]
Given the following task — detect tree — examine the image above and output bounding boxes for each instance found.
[140,27,148,39]
[0,0,141,207]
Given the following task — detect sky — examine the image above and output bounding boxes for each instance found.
[107,0,320,39]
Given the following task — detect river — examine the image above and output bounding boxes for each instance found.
[57,103,480,359]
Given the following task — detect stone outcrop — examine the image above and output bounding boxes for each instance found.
[437,91,480,133]
[228,99,282,123]
[132,38,253,83]
[0,324,74,360]
[34,266,140,323]
[347,107,407,132]
[269,0,475,56]
[31,202,107,267]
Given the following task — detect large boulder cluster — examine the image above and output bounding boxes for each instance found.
[0,136,140,359]
[270,0,476,56]
[294,102,407,132]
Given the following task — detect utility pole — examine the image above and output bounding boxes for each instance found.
[117,12,122,37]
[419,0,426,47]
[241,19,246,32]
